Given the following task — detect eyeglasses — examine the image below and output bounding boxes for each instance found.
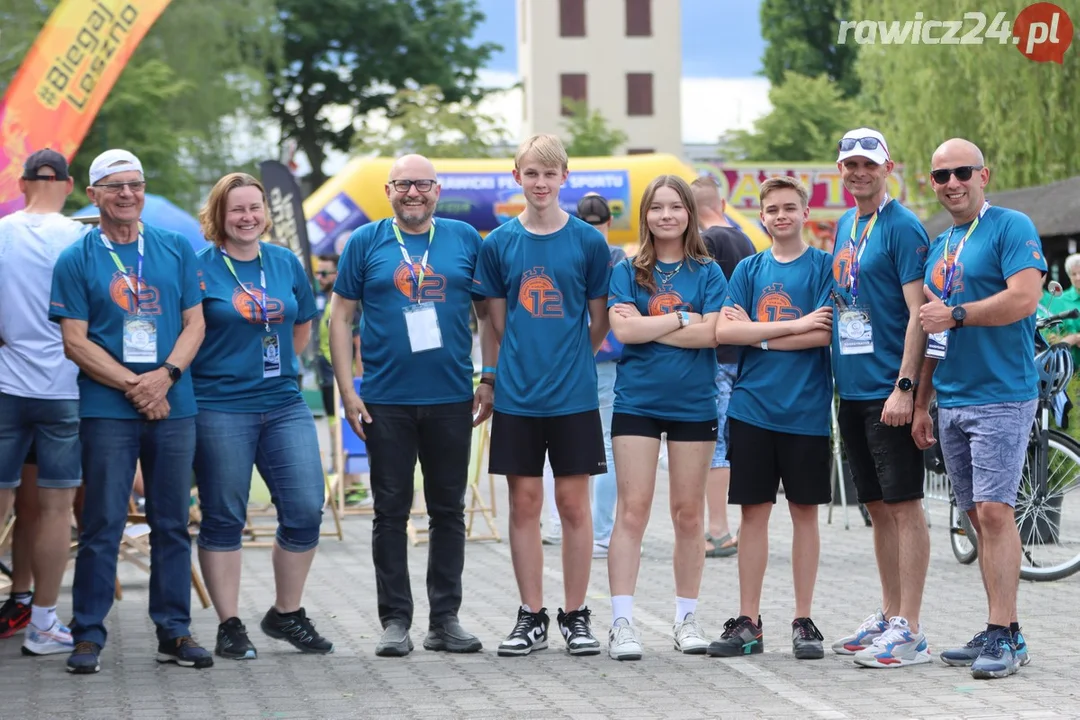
[93,181,146,194]
[316,270,336,277]
[838,137,884,152]
[23,174,64,182]
[388,179,436,193]
[930,165,983,184]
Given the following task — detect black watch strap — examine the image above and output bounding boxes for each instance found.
[479,377,494,388]
[162,362,182,382]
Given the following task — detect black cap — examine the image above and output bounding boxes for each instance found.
[23,149,70,180]
[577,194,611,225]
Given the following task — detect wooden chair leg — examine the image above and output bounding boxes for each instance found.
[191,563,211,609]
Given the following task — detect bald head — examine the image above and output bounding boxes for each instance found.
[386,154,440,230]
[931,138,985,169]
[930,138,989,223]
[389,153,437,182]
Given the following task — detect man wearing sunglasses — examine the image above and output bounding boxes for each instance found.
[0,149,88,660]
[828,129,934,669]
[913,138,1045,680]
[330,154,494,657]
[50,149,211,673]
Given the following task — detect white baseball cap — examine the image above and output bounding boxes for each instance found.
[837,128,890,165]
[89,149,144,185]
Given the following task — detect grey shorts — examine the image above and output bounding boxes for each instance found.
[938,399,1037,511]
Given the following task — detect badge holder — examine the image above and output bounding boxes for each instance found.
[925,331,949,360]
[838,306,874,355]
[262,334,281,378]
[404,302,443,353]
[123,315,157,363]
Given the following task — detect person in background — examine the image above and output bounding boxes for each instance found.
[1042,253,1080,369]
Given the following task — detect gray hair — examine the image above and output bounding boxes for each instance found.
[1065,253,1080,275]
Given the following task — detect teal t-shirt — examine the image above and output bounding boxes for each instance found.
[724,247,834,436]
[472,215,611,417]
[608,256,726,421]
[192,243,318,412]
[333,217,482,405]
[49,225,203,419]
[924,206,1047,408]
[831,200,929,400]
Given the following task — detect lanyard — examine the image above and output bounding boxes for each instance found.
[392,220,434,302]
[101,231,144,313]
[845,194,889,301]
[221,247,270,332]
[941,201,990,301]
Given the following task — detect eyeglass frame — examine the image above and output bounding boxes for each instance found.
[837,137,885,152]
[387,179,438,193]
[92,180,147,194]
[929,165,984,184]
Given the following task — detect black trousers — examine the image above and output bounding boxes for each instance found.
[362,401,473,629]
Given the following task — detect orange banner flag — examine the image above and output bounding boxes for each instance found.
[0,0,173,217]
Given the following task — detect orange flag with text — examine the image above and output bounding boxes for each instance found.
[0,0,173,217]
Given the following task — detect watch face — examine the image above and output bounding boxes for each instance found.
[898,379,912,391]
[952,306,966,319]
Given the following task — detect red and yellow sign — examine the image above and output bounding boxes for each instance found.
[0,0,173,217]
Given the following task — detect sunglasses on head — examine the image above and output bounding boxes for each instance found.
[838,137,884,152]
[931,165,983,184]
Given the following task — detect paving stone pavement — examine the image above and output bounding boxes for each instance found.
[3,466,1080,719]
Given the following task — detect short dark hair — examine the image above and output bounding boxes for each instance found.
[317,254,340,266]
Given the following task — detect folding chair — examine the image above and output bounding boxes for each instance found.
[117,497,211,609]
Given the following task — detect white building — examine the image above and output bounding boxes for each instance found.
[517,0,683,155]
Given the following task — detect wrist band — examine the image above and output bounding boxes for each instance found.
[482,366,496,375]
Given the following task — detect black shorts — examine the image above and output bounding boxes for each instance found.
[320,385,336,418]
[611,413,717,442]
[489,409,606,478]
[837,398,925,504]
[727,418,831,505]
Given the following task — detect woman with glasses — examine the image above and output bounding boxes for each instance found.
[191,172,332,660]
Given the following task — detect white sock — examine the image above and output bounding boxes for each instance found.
[675,597,698,624]
[31,605,57,630]
[611,595,633,626]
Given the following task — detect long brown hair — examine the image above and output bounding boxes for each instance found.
[198,172,273,247]
[633,174,711,294]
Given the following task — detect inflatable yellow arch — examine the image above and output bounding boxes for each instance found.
[302,154,772,256]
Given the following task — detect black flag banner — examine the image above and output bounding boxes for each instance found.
[260,160,314,284]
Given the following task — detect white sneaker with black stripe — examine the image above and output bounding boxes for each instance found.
[557,606,602,656]
[497,606,549,657]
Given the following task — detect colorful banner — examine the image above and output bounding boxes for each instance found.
[260,160,315,284]
[0,0,173,217]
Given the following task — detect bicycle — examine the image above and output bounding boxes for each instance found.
[935,305,1080,581]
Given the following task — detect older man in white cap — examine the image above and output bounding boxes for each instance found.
[827,128,934,669]
[49,149,211,674]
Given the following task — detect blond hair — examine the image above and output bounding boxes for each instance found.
[690,175,724,210]
[633,175,712,294]
[515,134,568,171]
[199,173,273,247]
[759,176,810,207]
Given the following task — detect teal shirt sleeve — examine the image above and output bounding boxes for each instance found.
[702,261,727,314]
[49,244,88,322]
[999,213,1048,279]
[585,229,611,299]
[180,240,204,311]
[334,227,367,301]
[815,253,834,308]
[472,235,506,299]
[891,210,930,284]
[607,259,635,306]
[292,254,319,323]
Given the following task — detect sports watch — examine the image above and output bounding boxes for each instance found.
[162,362,182,383]
[951,305,966,328]
[897,377,914,392]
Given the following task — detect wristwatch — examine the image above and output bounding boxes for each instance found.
[479,377,495,388]
[162,362,182,383]
[897,377,914,392]
[951,305,966,329]
[676,311,690,328]
[760,340,769,351]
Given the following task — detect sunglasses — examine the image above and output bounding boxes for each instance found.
[930,165,983,184]
[389,179,436,193]
[838,137,884,152]
[316,270,336,277]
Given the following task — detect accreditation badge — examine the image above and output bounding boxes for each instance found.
[262,334,281,378]
[123,315,157,363]
[403,302,442,353]
[925,330,949,360]
[838,306,874,355]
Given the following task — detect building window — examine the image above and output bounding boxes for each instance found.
[627,73,654,116]
[628,148,654,155]
[626,0,651,36]
[560,0,585,37]
[560,73,587,116]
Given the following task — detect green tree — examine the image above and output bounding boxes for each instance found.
[727,73,872,162]
[852,0,1080,194]
[352,84,512,158]
[760,0,861,97]
[561,100,629,157]
[267,0,499,188]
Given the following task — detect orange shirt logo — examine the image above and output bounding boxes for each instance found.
[519,267,564,318]
[755,283,802,322]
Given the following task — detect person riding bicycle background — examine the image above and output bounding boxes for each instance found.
[912,138,1046,680]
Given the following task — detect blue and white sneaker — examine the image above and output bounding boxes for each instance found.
[21,620,75,656]
[941,629,1030,667]
[832,610,888,655]
[971,628,1022,679]
[853,617,931,668]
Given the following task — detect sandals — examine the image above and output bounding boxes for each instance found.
[705,532,738,558]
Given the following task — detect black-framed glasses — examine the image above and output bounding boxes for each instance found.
[93,180,146,194]
[930,165,983,184]
[23,173,64,182]
[838,137,884,152]
[388,179,436,193]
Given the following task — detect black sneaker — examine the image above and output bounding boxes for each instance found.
[557,606,602,656]
[216,617,257,660]
[260,607,334,654]
[792,617,825,660]
[497,606,549,657]
[0,594,32,639]
[156,636,214,669]
[66,641,101,674]
[707,615,764,657]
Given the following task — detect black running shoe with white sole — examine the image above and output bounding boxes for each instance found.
[216,617,257,660]
[557,606,601,656]
[497,606,549,657]
[260,607,334,654]
[707,615,764,657]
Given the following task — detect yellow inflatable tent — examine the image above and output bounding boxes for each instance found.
[302,154,772,256]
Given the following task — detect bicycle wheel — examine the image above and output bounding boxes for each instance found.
[949,498,978,564]
[1017,430,1080,581]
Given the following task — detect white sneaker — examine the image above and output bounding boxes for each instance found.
[673,613,709,655]
[608,617,643,661]
[592,543,608,559]
[853,617,932,668]
[542,525,562,546]
[22,620,74,656]
[832,610,888,655]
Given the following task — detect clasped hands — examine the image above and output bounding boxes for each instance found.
[125,368,173,421]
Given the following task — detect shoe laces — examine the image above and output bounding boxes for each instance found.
[175,636,201,651]
[981,631,1013,659]
[677,614,705,641]
[611,620,638,646]
[721,616,752,639]
[511,608,537,637]
[794,618,823,642]
[965,630,988,648]
[563,608,592,636]
[856,612,885,633]
[73,641,97,655]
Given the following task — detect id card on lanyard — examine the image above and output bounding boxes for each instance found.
[102,232,157,363]
[838,195,888,355]
[924,201,989,360]
[221,247,280,377]
[393,221,443,353]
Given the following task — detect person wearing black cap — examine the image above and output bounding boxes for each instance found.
[0,149,86,658]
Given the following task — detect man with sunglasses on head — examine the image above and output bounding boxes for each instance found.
[50,149,211,674]
[0,150,88,659]
[828,129,934,669]
[330,154,495,657]
[912,139,1045,680]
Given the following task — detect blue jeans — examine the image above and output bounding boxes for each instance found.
[194,396,324,553]
[0,391,81,489]
[710,363,738,469]
[593,361,618,544]
[72,417,196,647]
